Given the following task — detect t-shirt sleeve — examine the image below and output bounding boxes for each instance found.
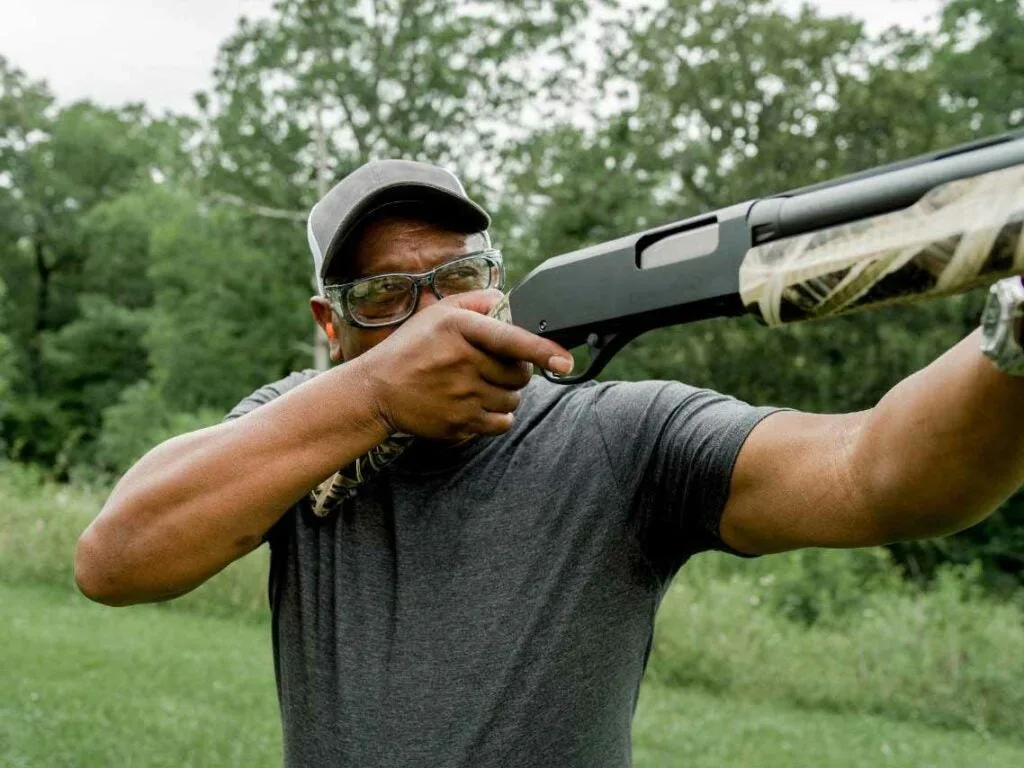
[590,380,781,578]
[223,370,319,423]
[222,370,319,546]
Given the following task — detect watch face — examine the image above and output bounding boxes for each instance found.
[981,279,1024,368]
[982,288,1004,337]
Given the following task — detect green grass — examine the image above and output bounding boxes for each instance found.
[633,685,1024,768]
[4,581,1024,768]
[1,583,281,768]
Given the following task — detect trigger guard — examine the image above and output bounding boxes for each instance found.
[541,331,622,385]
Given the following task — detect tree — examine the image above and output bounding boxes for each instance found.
[0,276,13,454]
[143,189,312,413]
[934,0,1024,134]
[200,0,597,203]
[0,56,186,467]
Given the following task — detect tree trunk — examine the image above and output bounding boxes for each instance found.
[313,112,331,372]
[28,233,51,392]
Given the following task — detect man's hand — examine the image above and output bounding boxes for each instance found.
[363,289,574,440]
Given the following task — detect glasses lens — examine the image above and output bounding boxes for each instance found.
[434,255,500,297]
[347,274,416,325]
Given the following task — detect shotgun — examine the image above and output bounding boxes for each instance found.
[310,130,1024,515]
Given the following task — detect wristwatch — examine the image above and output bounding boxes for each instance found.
[980,276,1024,376]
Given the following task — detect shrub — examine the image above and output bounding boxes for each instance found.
[92,380,222,476]
[650,552,1024,737]
[0,461,270,623]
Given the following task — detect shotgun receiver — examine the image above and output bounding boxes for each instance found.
[501,129,1024,383]
[309,130,1024,513]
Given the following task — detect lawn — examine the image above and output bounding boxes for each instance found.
[3,582,1023,767]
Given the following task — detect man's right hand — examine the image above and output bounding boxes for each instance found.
[362,289,574,440]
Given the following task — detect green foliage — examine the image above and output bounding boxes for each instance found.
[499,0,1023,581]
[497,121,672,282]
[199,0,600,209]
[0,461,100,588]
[0,278,13,443]
[649,553,1024,737]
[0,57,190,468]
[889,485,1024,588]
[39,296,150,469]
[935,0,1024,134]
[4,5,1024,762]
[92,381,221,477]
[144,193,310,412]
[749,547,908,626]
[78,187,167,309]
[0,462,270,620]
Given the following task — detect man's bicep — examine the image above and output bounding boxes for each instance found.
[719,409,880,555]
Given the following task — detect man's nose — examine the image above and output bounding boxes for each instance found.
[414,286,440,314]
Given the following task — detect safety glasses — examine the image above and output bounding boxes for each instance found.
[323,249,504,329]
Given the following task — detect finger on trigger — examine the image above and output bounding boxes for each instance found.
[458,311,573,374]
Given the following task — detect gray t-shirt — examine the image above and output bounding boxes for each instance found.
[226,371,777,767]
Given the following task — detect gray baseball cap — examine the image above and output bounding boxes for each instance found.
[307,159,490,292]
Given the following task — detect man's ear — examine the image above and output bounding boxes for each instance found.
[309,296,344,362]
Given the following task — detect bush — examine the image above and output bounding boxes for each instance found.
[92,380,222,476]
[0,462,101,589]
[0,461,270,623]
[751,547,908,626]
[650,552,1024,737]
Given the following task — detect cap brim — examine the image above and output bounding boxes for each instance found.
[320,185,490,280]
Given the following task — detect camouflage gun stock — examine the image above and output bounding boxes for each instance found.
[310,130,1024,515]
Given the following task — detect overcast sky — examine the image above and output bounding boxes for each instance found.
[0,0,941,115]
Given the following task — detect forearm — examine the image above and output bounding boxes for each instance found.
[75,357,391,605]
[856,328,1024,541]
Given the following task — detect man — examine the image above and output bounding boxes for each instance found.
[76,159,1024,767]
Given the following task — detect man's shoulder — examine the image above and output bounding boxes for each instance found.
[519,375,750,448]
[263,369,321,396]
[224,369,320,421]
[516,375,699,431]
[522,375,697,411]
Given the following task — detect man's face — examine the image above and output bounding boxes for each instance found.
[310,215,488,363]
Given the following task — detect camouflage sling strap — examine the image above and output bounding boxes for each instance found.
[309,292,515,517]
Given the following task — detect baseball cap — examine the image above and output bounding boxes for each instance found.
[307,159,491,292]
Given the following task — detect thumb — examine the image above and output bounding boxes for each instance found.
[442,288,505,316]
